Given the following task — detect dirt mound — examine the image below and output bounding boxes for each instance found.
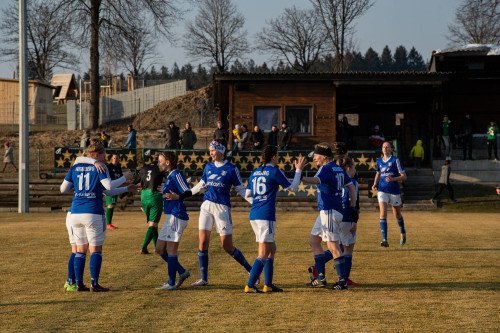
[0,85,218,176]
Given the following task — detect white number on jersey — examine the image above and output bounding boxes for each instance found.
[77,172,90,191]
[146,170,152,181]
[335,173,344,191]
[252,176,267,195]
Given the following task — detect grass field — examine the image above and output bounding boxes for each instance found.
[1,211,499,332]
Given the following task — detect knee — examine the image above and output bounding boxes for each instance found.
[222,243,234,254]
[309,236,320,248]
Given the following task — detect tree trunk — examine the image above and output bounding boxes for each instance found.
[89,0,101,129]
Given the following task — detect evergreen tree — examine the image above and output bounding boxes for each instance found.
[230,59,247,72]
[150,66,158,80]
[364,47,381,71]
[172,62,181,79]
[247,59,256,72]
[347,51,364,71]
[380,45,393,71]
[407,47,426,72]
[160,65,170,80]
[393,45,408,71]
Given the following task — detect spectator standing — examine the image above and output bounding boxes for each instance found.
[486,120,499,161]
[232,124,242,150]
[80,130,90,148]
[100,130,111,148]
[461,113,474,160]
[180,122,197,149]
[368,125,385,150]
[234,124,248,150]
[337,116,352,149]
[2,141,18,173]
[125,124,137,148]
[165,121,180,149]
[409,139,424,169]
[267,125,278,147]
[441,115,453,160]
[249,125,265,150]
[213,121,229,147]
[430,160,457,204]
[105,153,123,230]
[277,121,292,150]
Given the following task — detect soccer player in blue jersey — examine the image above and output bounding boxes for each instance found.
[371,141,407,247]
[190,141,253,286]
[244,145,306,293]
[302,143,357,290]
[60,140,133,292]
[154,151,192,291]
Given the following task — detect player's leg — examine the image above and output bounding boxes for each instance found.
[263,240,282,292]
[378,192,389,247]
[340,222,359,286]
[105,195,117,229]
[246,242,273,293]
[391,195,406,245]
[64,213,77,291]
[87,214,108,292]
[192,202,213,286]
[215,204,252,273]
[71,214,90,291]
[327,210,348,289]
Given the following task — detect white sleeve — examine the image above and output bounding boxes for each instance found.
[244,189,253,204]
[235,184,251,204]
[60,180,73,193]
[104,187,128,196]
[74,156,96,165]
[101,175,126,190]
[191,179,206,195]
[284,169,302,192]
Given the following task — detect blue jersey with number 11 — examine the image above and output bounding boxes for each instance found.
[315,161,352,211]
[247,165,291,221]
[65,163,110,215]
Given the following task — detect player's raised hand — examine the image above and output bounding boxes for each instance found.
[295,156,308,170]
[164,190,180,200]
[123,170,134,180]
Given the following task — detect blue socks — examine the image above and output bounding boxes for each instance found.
[323,250,333,264]
[231,248,252,272]
[167,255,179,285]
[314,254,326,278]
[90,252,102,287]
[264,258,274,286]
[380,219,388,240]
[67,252,76,285]
[247,257,265,287]
[74,252,86,287]
[198,250,209,281]
[344,254,352,281]
[160,251,169,263]
[397,217,406,234]
[334,256,347,282]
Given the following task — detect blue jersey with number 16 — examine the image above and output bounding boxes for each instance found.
[247,165,291,221]
[65,163,111,215]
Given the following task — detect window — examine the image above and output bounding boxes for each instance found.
[254,106,280,132]
[286,106,312,135]
[337,113,359,126]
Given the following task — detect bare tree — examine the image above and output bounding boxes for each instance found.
[106,11,159,81]
[183,0,248,73]
[63,0,184,129]
[0,0,79,82]
[447,0,500,45]
[255,6,328,72]
[310,0,374,72]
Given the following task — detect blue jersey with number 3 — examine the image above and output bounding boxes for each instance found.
[163,169,190,220]
[315,161,352,211]
[247,165,291,221]
[65,163,110,215]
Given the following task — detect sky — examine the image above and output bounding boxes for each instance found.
[0,0,461,78]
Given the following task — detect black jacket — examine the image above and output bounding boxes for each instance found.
[268,130,278,147]
[277,126,292,148]
[213,127,229,146]
[249,130,265,149]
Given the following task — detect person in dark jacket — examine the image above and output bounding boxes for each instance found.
[213,121,229,147]
[249,125,265,150]
[180,122,197,149]
[277,121,292,150]
[267,125,278,147]
[461,114,474,160]
[165,121,180,148]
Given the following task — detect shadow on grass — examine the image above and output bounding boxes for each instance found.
[357,248,500,253]
[0,300,85,307]
[353,281,500,291]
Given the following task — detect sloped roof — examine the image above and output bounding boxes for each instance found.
[433,44,500,56]
[51,73,77,99]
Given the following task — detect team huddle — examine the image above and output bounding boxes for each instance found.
[61,138,407,293]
